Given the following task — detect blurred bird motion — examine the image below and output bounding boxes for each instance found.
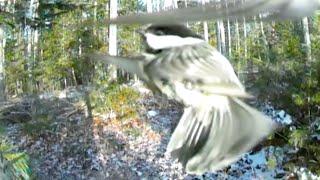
[90,24,277,174]
[109,0,320,24]
[90,0,320,174]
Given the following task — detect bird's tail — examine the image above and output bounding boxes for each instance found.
[167,97,276,175]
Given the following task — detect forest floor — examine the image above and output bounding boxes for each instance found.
[0,83,319,180]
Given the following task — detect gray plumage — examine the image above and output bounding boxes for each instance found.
[109,0,320,25]
[91,24,276,174]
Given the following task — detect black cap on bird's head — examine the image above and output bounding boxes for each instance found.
[138,24,204,53]
[145,24,203,39]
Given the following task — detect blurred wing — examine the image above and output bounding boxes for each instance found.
[109,0,320,25]
[89,53,153,81]
[144,43,249,97]
[169,97,276,174]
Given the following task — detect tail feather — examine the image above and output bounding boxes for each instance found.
[167,97,276,175]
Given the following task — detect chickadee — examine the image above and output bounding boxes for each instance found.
[109,0,320,25]
[91,24,276,174]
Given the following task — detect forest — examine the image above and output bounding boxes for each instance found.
[0,0,320,179]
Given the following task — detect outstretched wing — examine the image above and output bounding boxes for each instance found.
[89,52,164,93]
[89,53,153,81]
[109,0,319,25]
[144,43,249,98]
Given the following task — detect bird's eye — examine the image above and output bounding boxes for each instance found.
[154,30,165,36]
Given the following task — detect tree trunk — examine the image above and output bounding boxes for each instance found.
[164,0,177,10]
[156,0,160,12]
[23,0,38,93]
[202,0,209,42]
[243,17,247,59]
[0,26,6,101]
[173,0,178,9]
[23,27,32,93]
[301,17,313,124]
[93,0,98,36]
[184,0,189,27]
[223,0,231,57]
[147,0,153,13]
[227,19,231,58]
[217,20,226,55]
[33,27,39,91]
[302,17,312,63]
[108,0,118,80]
[221,21,226,55]
[259,14,269,62]
[240,17,248,83]
[216,21,222,52]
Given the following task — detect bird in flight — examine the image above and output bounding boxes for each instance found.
[91,24,276,174]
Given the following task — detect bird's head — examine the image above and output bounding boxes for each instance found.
[138,24,204,53]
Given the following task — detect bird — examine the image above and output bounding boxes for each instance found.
[108,0,320,25]
[91,24,276,175]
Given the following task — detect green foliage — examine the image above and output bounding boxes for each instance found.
[289,129,309,148]
[245,19,320,175]
[21,118,52,138]
[0,140,32,179]
[125,128,142,137]
[247,21,317,117]
[267,154,277,169]
[8,97,71,138]
[90,82,141,121]
[119,0,143,15]
[0,122,5,135]
[119,25,142,56]
[286,125,320,174]
[4,0,108,95]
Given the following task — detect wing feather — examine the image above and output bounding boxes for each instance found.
[109,0,319,25]
[145,43,249,97]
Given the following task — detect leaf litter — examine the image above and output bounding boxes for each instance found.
[1,84,319,179]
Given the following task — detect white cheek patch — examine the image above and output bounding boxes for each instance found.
[145,33,204,50]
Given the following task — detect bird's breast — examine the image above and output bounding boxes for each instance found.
[173,82,229,109]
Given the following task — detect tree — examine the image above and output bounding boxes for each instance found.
[202,0,209,42]
[108,0,118,80]
[216,20,226,55]
[146,0,153,13]
[302,17,312,63]
[0,25,5,101]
